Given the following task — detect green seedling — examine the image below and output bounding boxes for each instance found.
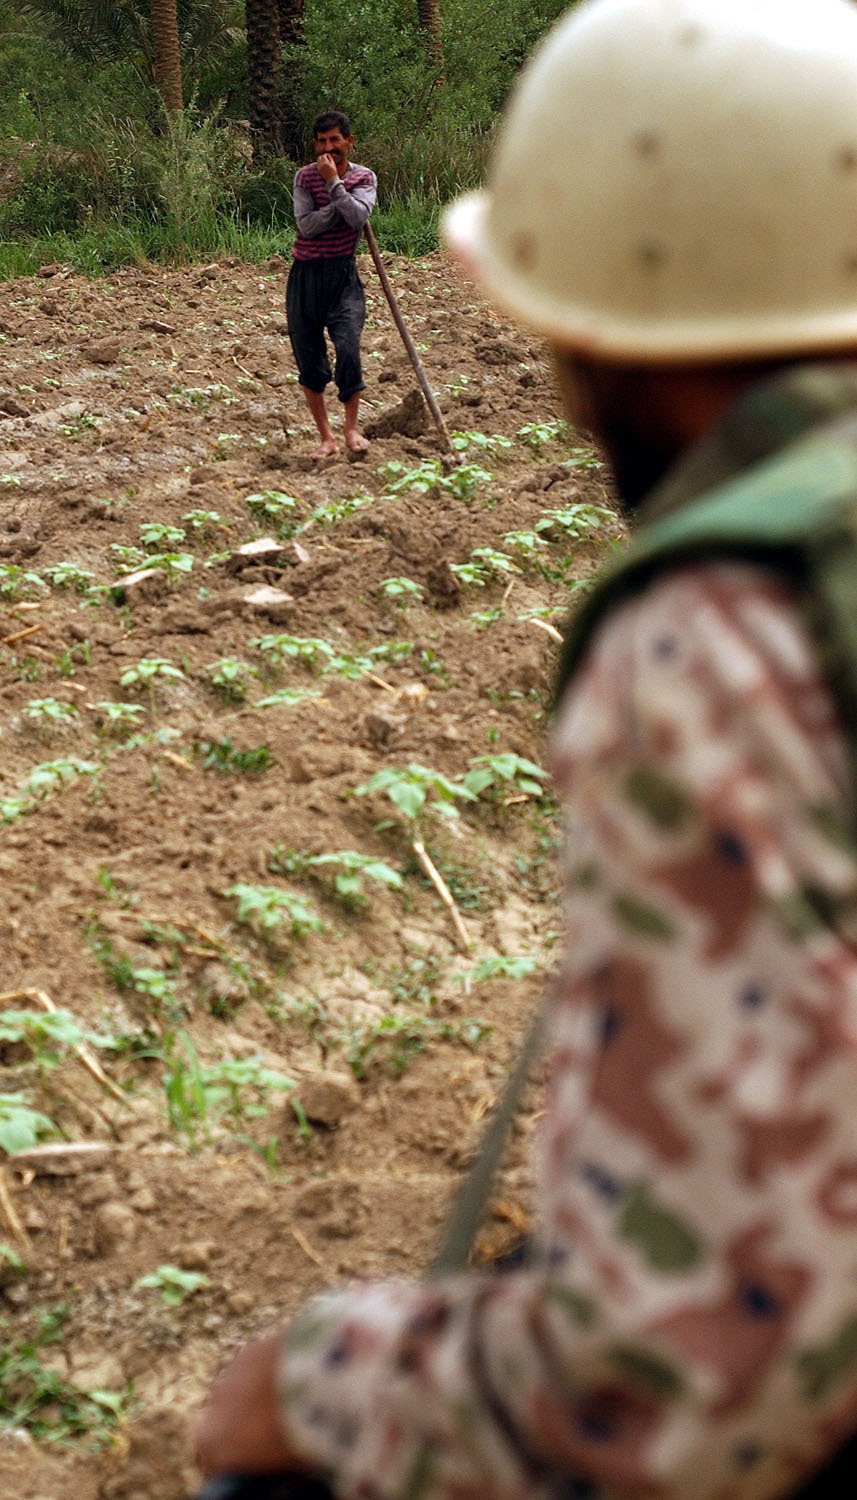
[271,848,403,909]
[0,1094,59,1154]
[452,547,518,588]
[196,738,274,774]
[470,954,540,981]
[380,458,492,502]
[163,1030,296,1146]
[255,687,322,708]
[25,758,99,799]
[0,1010,109,1073]
[136,1264,209,1307]
[41,561,97,593]
[204,658,257,703]
[140,522,186,549]
[251,633,334,670]
[310,495,371,526]
[469,607,503,628]
[120,658,185,712]
[535,502,614,539]
[61,411,98,436]
[344,1012,490,1080]
[463,753,550,800]
[93,700,146,734]
[502,529,548,556]
[109,543,146,570]
[169,384,236,409]
[0,1243,25,1278]
[225,883,323,942]
[245,490,300,531]
[380,576,425,602]
[517,418,570,450]
[0,565,47,600]
[0,1303,128,1442]
[451,429,514,455]
[182,509,223,537]
[24,697,78,727]
[352,763,477,824]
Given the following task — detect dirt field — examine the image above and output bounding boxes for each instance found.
[0,249,621,1500]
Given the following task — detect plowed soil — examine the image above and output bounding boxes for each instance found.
[0,250,621,1500]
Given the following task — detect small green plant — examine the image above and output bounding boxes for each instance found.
[136,1264,209,1307]
[25,758,99,799]
[379,458,493,502]
[162,1030,296,1146]
[343,1012,490,1079]
[251,633,334,670]
[503,529,548,556]
[41,561,97,593]
[225,883,323,943]
[61,410,99,436]
[0,1010,109,1073]
[140,522,186,549]
[182,508,223,538]
[270,848,403,909]
[470,954,540,981]
[196,737,274,774]
[0,564,47,600]
[463,753,550,800]
[169,384,236,410]
[255,686,322,709]
[24,697,78,727]
[245,490,300,532]
[310,495,371,526]
[451,429,514,456]
[469,607,503,628]
[380,576,425,603]
[517,418,570,450]
[0,1303,128,1442]
[204,658,257,703]
[535,502,614,540]
[55,642,92,679]
[94,700,146,734]
[120,657,186,713]
[451,546,518,588]
[352,763,477,824]
[0,1094,59,1154]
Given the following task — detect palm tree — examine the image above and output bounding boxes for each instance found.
[416,0,444,78]
[151,0,183,115]
[245,0,283,156]
[17,0,242,108]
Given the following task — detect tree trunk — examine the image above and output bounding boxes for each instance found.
[275,0,305,158]
[150,0,183,118]
[246,0,284,159]
[416,0,444,78]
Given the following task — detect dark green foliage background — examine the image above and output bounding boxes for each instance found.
[0,0,570,269]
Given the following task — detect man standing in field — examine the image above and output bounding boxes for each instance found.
[287,110,376,459]
[198,2,857,1497]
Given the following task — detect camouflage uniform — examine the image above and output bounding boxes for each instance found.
[279,367,857,1500]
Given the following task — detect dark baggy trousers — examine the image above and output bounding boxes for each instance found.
[286,256,366,403]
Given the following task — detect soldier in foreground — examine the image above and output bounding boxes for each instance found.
[197,1,857,1496]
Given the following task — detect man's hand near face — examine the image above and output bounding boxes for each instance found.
[316,152,338,183]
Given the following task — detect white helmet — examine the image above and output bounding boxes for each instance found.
[444,0,857,361]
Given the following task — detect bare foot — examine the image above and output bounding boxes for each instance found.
[344,429,370,453]
[311,435,339,459]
